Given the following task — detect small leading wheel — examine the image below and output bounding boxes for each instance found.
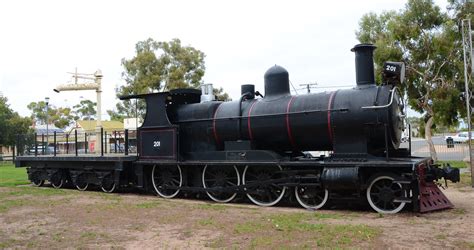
[152,165,182,198]
[202,165,240,203]
[50,171,65,189]
[295,184,328,210]
[243,165,286,207]
[75,174,89,191]
[101,175,116,193]
[366,174,406,214]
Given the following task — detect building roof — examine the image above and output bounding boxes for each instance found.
[74,120,124,133]
[33,124,65,134]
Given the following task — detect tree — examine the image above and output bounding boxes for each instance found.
[72,100,96,120]
[0,96,32,146]
[356,0,465,161]
[108,38,230,121]
[27,101,74,129]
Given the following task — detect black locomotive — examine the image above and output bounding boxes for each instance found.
[16,43,460,214]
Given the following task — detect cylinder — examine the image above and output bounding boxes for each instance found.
[351,44,376,86]
[321,167,359,190]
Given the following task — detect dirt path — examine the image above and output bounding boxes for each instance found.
[0,185,473,249]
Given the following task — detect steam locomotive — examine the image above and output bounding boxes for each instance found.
[16,44,460,214]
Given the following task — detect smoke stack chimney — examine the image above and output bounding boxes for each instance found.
[351,44,376,86]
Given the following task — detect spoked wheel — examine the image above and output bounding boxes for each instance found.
[75,174,89,191]
[152,165,182,199]
[101,175,116,193]
[50,171,65,189]
[202,165,240,203]
[243,165,286,207]
[31,171,45,187]
[366,174,406,214]
[295,182,329,210]
[31,177,45,187]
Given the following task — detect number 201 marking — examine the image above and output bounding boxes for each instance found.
[153,141,161,147]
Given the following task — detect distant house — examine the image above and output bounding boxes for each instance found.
[0,145,13,158]
[68,120,125,153]
[33,124,65,135]
[72,120,124,134]
[29,120,130,155]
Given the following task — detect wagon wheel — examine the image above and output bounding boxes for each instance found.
[101,174,116,193]
[295,180,328,210]
[243,165,286,207]
[366,173,406,214]
[31,171,44,187]
[50,171,65,189]
[202,165,240,203]
[75,173,89,191]
[152,165,182,199]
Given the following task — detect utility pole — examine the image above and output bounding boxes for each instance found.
[461,18,473,187]
[299,83,318,94]
[53,69,103,154]
[45,97,50,153]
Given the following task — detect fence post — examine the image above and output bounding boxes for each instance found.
[75,130,78,156]
[12,144,15,163]
[16,135,20,157]
[41,134,45,155]
[114,131,117,153]
[125,129,129,156]
[101,128,104,156]
[53,131,57,156]
[84,133,88,154]
[34,133,38,156]
[66,134,69,154]
[104,133,108,154]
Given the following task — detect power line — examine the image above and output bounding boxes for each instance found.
[299,83,318,93]
[289,80,299,95]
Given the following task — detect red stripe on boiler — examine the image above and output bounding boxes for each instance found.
[213,104,222,145]
[286,96,296,148]
[247,100,258,140]
[327,91,336,144]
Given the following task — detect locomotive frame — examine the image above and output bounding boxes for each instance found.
[15,44,460,214]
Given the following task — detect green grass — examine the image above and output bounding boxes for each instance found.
[0,186,68,197]
[231,212,379,248]
[437,160,468,169]
[0,199,32,213]
[452,172,473,188]
[0,187,71,213]
[0,164,29,187]
[197,217,217,226]
[135,201,161,209]
[234,220,267,234]
[195,203,227,211]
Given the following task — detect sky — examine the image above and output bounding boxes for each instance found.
[0,0,448,119]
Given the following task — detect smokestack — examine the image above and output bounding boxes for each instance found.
[351,44,376,86]
[241,84,255,99]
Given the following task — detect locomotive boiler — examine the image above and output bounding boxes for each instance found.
[15,43,460,214]
[171,44,404,158]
